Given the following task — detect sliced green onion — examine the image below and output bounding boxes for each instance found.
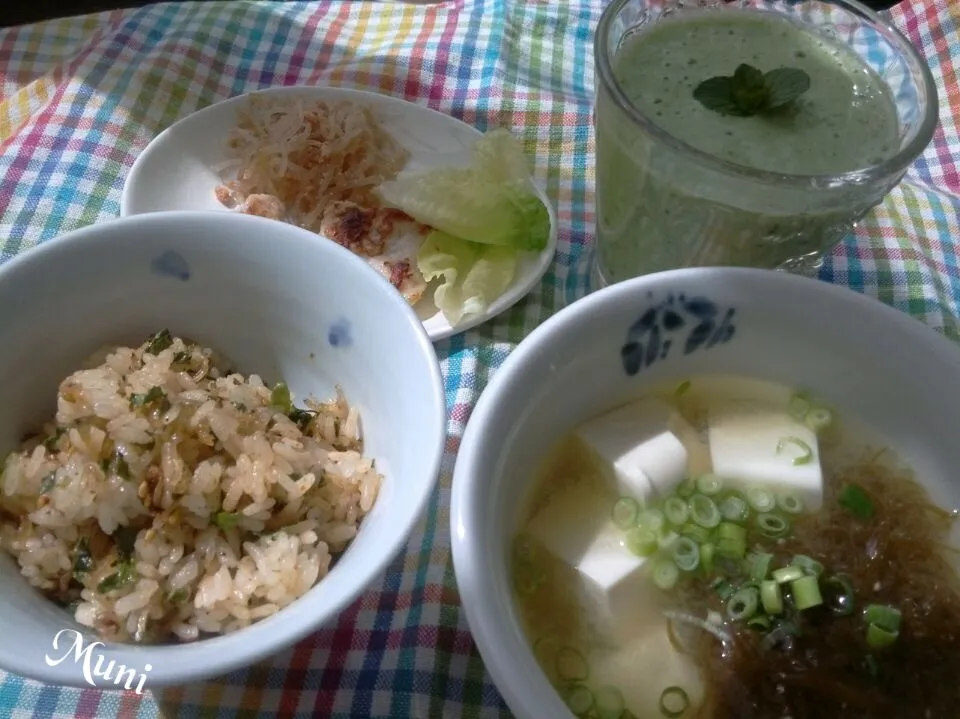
[594,685,626,719]
[726,587,760,622]
[678,523,711,544]
[791,554,824,577]
[864,604,902,633]
[718,494,750,523]
[748,552,773,582]
[805,406,833,432]
[711,577,736,601]
[612,497,640,530]
[637,508,666,534]
[653,557,680,591]
[625,527,658,557]
[824,574,856,616]
[791,575,823,610]
[563,683,594,714]
[689,494,721,529]
[776,436,813,466]
[717,521,747,545]
[556,647,589,682]
[787,393,811,421]
[716,536,747,559]
[761,579,783,614]
[675,478,696,499]
[776,491,804,515]
[747,614,771,631]
[839,483,875,520]
[658,530,680,551]
[533,635,561,676]
[773,565,805,584]
[664,497,690,526]
[673,537,701,572]
[270,382,293,413]
[762,619,800,650]
[746,487,776,513]
[659,686,689,718]
[695,473,723,496]
[674,380,692,397]
[214,511,240,531]
[756,513,790,538]
[866,623,899,649]
[700,542,716,574]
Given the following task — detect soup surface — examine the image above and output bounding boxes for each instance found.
[513,375,960,718]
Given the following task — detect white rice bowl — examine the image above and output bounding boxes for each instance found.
[0,329,381,644]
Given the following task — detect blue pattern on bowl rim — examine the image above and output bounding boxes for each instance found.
[149,250,191,281]
[621,291,737,376]
[328,317,353,348]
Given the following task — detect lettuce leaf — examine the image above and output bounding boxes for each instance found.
[378,129,550,252]
[418,230,518,326]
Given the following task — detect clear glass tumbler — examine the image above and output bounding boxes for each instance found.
[591,0,939,288]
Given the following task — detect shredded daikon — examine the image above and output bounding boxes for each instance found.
[214,96,409,232]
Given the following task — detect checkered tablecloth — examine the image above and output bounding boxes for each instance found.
[0,1,957,717]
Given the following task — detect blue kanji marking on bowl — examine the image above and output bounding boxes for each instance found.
[621,293,737,376]
[328,318,352,348]
[150,250,191,281]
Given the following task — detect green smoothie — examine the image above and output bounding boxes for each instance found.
[594,9,902,283]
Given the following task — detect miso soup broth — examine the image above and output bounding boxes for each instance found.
[512,375,960,719]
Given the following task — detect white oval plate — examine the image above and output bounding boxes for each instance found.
[120,86,558,342]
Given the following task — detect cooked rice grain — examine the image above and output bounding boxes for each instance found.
[0,331,382,643]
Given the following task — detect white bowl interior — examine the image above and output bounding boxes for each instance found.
[0,211,444,687]
[452,269,960,719]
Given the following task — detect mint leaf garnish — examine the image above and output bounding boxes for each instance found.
[694,63,810,117]
[692,76,745,116]
[764,67,811,109]
[731,64,769,115]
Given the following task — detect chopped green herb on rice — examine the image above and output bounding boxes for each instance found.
[0,331,381,643]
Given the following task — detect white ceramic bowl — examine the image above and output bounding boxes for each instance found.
[0,211,445,688]
[450,268,960,719]
[119,85,559,342]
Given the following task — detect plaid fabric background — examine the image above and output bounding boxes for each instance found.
[0,1,957,717]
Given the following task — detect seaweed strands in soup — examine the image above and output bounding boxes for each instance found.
[688,456,960,719]
[511,376,960,719]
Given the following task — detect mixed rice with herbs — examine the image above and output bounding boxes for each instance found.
[0,330,382,643]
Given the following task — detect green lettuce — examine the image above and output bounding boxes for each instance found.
[378,129,550,252]
[378,129,552,325]
[418,230,518,326]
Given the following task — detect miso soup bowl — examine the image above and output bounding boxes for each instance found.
[450,268,960,719]
[0,211,445,688]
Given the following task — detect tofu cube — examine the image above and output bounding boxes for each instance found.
[707,399,823,511]
[525,482,661,638]
[573,398,708,505]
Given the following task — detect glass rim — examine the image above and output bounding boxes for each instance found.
[594,0,940,188]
